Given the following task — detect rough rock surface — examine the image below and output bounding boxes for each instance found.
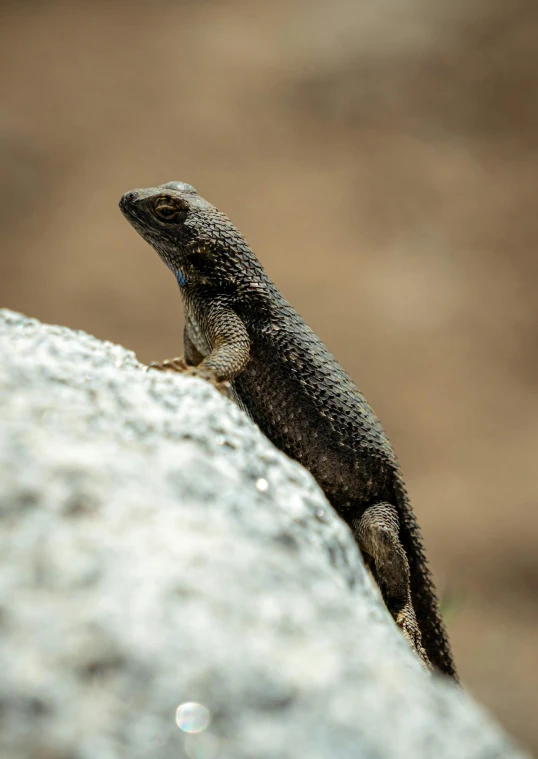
[0,309,529,759]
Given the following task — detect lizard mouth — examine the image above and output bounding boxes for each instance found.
[119,191,181,269]
[119,192,148,233]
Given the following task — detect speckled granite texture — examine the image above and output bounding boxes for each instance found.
[0,310,529,759]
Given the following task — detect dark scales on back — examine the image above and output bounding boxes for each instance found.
[119,181,458,679]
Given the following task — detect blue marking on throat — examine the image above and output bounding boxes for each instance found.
[175,272,187,288]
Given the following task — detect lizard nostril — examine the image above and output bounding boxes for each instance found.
[122,190,138,205]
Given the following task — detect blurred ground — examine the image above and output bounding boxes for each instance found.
[1,0,537,752]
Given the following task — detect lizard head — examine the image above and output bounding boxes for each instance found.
[119,182,262,290]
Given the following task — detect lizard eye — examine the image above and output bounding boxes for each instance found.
[153,199,185,222]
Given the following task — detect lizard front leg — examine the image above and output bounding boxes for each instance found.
[149,306,250,396]
[353,502,432,671]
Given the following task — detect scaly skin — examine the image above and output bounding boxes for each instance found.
[119,181,458,679]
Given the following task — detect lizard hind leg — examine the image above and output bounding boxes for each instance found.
[353,501,432,671]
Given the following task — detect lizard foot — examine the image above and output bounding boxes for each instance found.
[396,609,432,672]
[147,356,188,372]
[147,357,230,397]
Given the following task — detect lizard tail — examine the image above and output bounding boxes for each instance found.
[394,476,459,680]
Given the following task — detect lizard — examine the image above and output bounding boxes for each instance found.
[119,181,458,680]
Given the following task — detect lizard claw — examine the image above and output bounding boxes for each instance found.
[147,356,188,373]
[146,359,231,398]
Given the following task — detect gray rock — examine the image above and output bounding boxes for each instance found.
[0,309,528,759]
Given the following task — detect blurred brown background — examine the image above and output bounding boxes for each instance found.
[1,0,537,752]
